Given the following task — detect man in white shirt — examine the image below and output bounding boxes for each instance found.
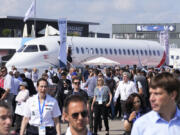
[114,72,137,116]
[0,67,13,108]
[20,78,61,135]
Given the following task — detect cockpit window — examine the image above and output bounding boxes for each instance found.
[39,45,48,51]
[24,45,38,52]
[17,45,26,52]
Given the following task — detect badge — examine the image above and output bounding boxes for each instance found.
[38,126,46,135]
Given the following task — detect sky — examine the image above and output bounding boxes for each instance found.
[1,0,180,34]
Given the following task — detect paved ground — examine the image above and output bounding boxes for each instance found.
[61,118,125,135]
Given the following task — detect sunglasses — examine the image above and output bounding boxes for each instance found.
[71,110,88,119]
[74,82,80,85]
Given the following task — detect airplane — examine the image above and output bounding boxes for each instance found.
[6,35,166,69]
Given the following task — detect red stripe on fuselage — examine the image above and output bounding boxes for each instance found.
[156,51,166,68]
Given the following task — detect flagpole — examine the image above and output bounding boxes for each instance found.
[34,0,36,37]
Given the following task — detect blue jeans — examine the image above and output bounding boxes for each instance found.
[110,100,115,119]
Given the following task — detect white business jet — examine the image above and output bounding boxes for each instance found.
[6,36,166,69]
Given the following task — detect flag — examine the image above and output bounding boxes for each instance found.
[58,18,67,68]
[159,29,169,65]
[24,0,35,22]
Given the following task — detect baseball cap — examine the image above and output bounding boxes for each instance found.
[19,82,28,87]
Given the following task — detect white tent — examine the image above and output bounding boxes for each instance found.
[83,57,120,66]
[31,25,35,37]
[23,24,28,37]
[39,25,60,36]
[44,24,49,37]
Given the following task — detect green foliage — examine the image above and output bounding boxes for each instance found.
[2,29,11,37]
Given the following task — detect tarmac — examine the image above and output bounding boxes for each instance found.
[61,118,125,135]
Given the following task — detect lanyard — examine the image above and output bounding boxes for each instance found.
[98,88,103,98]
[38,96,46,125]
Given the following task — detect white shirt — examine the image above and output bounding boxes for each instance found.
[25,71,31,79]
[15,89,29,116]
[65,127,92,135]
[16,89,29,102]
[24,94,61,127]
[114,80,137,102]
[137,81,142,89]
[4,74,12,91]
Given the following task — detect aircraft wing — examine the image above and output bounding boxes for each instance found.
[0,38,22,50]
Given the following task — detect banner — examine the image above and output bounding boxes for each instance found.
[58,18,67,68]
[24,0,36,22]
[137,25,175,32]
[159,29,169,65]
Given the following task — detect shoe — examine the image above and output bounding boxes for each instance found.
[105,131,109,135]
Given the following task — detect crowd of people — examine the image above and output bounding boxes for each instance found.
[0,64,179,135]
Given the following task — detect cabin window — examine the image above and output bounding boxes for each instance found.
[171,55,174,59]
[76,47,79,54]
[17,45,26,52]
[81,47,84,54]
[123,49,126,55]
[24,45,38,52]
[149,50,152,56]
[86,48,89,54]
[144,50,148,56]
[127,49,130,55]
[140,50,143,56]
[136,50,139,55]
[114,49,117,55]
[39,45,48,51]
[105,48,108,54]
[157,50,160,56]
[176,56,179,60]
[95,48,99,54]
[109,49,113,55]
[100,48,103,54]
[153,50,156,56]
[132,49,135,55]
[119,49,122,55]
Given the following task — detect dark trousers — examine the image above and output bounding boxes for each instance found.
[94,103,109,133]
[115,96,121,117]
[88,97,94,131]
[120,100,126,116]
[26,125,56,135]
[15,114,23,133]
